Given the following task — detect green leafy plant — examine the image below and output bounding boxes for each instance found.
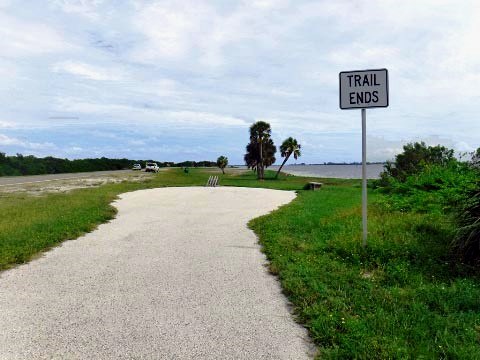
[377,142,455,187]
[377,162,477,214]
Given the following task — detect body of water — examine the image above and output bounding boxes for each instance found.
[269,164,385,179]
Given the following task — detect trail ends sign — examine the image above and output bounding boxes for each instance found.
[338,68,390,248]
[339,69,389,109]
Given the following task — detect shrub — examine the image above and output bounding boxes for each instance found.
[377,162,477,214]
[452,177,480,265]
[377,142,455,187]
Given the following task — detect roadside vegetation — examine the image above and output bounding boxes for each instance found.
[0,152,217,176]
[1,142,479,358]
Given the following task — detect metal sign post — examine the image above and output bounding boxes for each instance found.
[339,69,389,248]
[361,108,367,247]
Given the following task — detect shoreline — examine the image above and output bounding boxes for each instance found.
[269,164,384,179]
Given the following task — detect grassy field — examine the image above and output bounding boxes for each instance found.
[0,168,324,270]
[1,167,479,358]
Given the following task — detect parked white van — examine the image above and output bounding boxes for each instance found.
[145,162,160,173]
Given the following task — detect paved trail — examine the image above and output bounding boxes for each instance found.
[0,187,314,359]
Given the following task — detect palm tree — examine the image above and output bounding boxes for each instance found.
[275,137,301,178]
[244,138,276,176]
[248,121,272,180]
[244,142,258,173]
[216,155,228,174]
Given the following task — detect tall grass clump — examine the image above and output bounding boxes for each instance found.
[452,174,480,266]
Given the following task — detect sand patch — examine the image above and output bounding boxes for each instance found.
[0,172,153,195]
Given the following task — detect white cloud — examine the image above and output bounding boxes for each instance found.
[327,44,400,69]
[0,59,18,80]
[263,110,357,134]
[0,134,56,150]
[128,139,145,146]
[52,61,124,81]
[0,134,22,146]
[0,120,15,129]
[270,88,301,98]
[161,110,247,127]
[53,97,248,127]
[247,0,290,10]
[455,141,475,152]
[130,0,285,67]
[0,0,12,8]
[139,78,190,98]
[50,0,104,20]
[132,1,211,61]
[0,13,71,58]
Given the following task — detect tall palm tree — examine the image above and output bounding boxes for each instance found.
[249,121,272,180]
[275,137,301,178]
[244,138,276,175]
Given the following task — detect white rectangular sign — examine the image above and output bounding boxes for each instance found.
[339,69,389,109]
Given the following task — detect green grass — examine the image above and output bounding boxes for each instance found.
[1,167,479,358]
[0,168,325,270]
[250,184,480,359]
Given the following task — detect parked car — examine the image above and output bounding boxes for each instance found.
[145,162,160,173]
[132,163,142,171]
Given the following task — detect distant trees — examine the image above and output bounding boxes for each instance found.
[244,121,276,180]
[0,153,218,176]
[275,137,301,178]
[216,156,228,174]
[176,160,216,168]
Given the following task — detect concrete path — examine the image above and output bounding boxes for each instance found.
[0,187,314,359]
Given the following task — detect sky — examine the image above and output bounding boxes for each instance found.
[0,0,479,164]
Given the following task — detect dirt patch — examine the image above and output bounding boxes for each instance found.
[0,172,153,195]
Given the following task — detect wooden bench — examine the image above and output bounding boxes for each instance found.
[308,182,323,190]
[206,176,219,187]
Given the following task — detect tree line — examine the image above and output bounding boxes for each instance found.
[0,153,216,176]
